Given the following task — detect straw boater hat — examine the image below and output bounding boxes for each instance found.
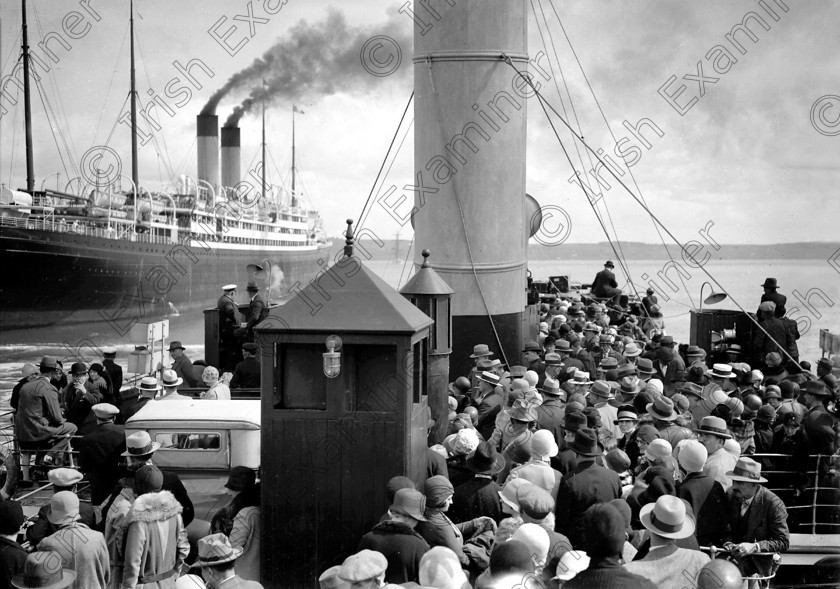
[569,371,591,385]
[726,457,768,484]
[694,416,732,439]
[122,431,161,457]
[707,363,734,379]
[477,371,501,387]
[639,495,695,540]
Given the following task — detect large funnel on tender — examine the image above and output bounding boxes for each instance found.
[196,114,220,199]
[221,125,241,196]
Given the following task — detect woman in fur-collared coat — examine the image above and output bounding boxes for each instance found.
[119,466,189,589]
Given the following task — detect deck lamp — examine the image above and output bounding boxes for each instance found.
[323,335,342,378]
[699,281,727,311]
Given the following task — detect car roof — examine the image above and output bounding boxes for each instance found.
[126,400,260,430]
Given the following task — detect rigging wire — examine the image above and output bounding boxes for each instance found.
[532,0,638,304]
[354,92,414,233]
[397,235,416,290]
[502,57,798,366]
[547,0,696,310]
[360,117,414,231]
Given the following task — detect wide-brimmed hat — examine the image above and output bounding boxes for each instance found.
[555,339,572,353]
[569,370,591,385]
[616,364,636,379]
[639,495,695,540]
[647,396,678,421]
[544,353,563,366]
[469,344,493,358]
[726,457,768,483]
[707,363,734,379]
[623,343,642,357]
[195,533,243,567]
[619,376,643,395]
[467,441,506,475]
[636,358,655,375]
[122,431,161,457]
[564,411,586,433]
[161,369,183,388]
[694,416,732,439]
[12,552,76,589]
[509,400,538,423]
[600,357,618,369]
[761,277,778,289]
[804,380,832,397]
[508,365,528,379]
[590,380,614,400]
[390,488,428,521]
[477,371,500,386]
[47,491,80,526]
[167,341,186,352]
[567,428,602,456]
[540,378,563,396]
[521,341,542,353]
[685,345,704,357]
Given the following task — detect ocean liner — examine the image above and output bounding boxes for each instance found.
[0,0,331,333]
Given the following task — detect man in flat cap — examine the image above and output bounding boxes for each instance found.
[338,549,388,589]
[79,404,126,505]
[230,343,261,389]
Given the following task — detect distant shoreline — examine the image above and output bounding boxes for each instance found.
[348,239,840,262]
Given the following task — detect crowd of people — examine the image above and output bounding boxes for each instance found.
[322,277,839,589]
[2,275,839,588]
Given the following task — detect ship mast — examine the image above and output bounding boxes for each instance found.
[291,108,296,208]
[129,0,139,190]
[21,0,35,192]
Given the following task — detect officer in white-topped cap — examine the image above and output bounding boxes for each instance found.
[26,468,97,547]
[218,284,243,372]
[79,404,126,504]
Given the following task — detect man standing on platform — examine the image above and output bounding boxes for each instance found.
[101,348,123,403]
[244,282,269,341]
[591,260,622,304]
[218,284,242,371]
[231,343,261,389]
[757,277,786,315]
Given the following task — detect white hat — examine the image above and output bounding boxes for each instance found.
[48,468,84,487]
[222,284,237,291]
[92,403,119,419]
[161,369,183,388]
[554,550,590,581]
[677,439,707,474]
[122,431,161,457]
[512,523,550,567]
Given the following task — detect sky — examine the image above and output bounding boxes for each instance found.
[1,0,839,246]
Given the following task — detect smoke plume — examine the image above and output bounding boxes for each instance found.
[205,9,411,121]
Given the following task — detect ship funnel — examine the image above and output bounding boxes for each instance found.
[196,114,220,200]
[221,125,241,198]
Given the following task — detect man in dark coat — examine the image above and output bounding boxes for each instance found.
[754,301,789,360]
[10,363,38,411]
[358,489,431,584]
[563,503,657,589]
[168,341,198,388]
[725,457,789,577]
[536,377,565,439]
[230,343,261,389]
[676,439,729,546]
[551,411,586,475]
[118,376,161,424]
[473,372,503,440]
[218,284,242,371]
[244,282,269,340]
[102,347,123,402]
[78,403,126,505]
[590,260,622,303]
[758,277,787,315]
[522,341,545,378]
[799,380,837,455]
[555,428,621,547]
[25,468,98,547]
[450,442,505,524]
[0,500,26,587]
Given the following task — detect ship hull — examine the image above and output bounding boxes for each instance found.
[0,225,331,337]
